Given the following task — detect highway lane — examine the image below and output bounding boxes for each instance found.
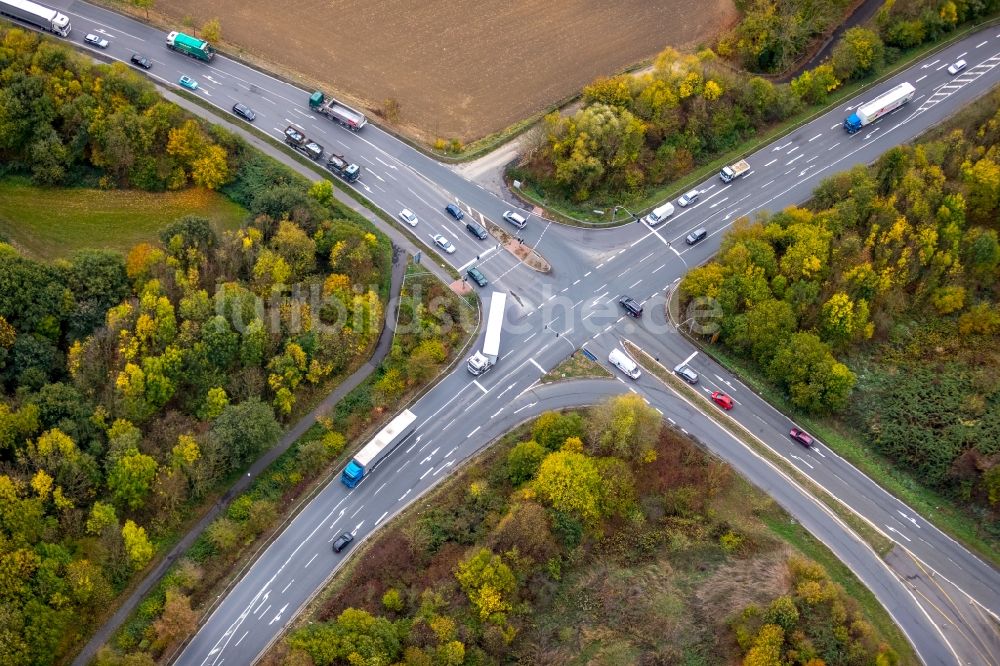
[25,2,1000,662]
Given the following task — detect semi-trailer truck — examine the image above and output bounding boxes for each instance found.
[844,82,915,134]
[165,31,215,62]
[0,0,71,36]
[720,159,750,183]
[309,91,368,131]
[326,154,361,182]
[340,409,417,488]
[284,125,324,160]
[467,292,507,375]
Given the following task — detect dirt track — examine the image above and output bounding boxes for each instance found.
[156,0,737,142]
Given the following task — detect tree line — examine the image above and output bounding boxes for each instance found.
[0,24,398,664]
[515,0,1000,208]
[679,86,1000,527]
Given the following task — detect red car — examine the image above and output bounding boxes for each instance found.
[789,427,814,447]
[711,391,733,410]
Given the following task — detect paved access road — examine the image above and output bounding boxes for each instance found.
[28,3,1000,664]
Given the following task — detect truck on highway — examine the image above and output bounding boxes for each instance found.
[843,82,915,134]
[467,291,507,375]
[326,154,361,182]
[309,91,368,131]
[719,159,750,183]
[340,409,417,488]
[284,125,324,160]
[165,31,215,62]
[0,0,71,36]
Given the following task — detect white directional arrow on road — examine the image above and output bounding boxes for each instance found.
[887,525,912,542]
[268,604,288,625]
[790,454,814,469]
[351,521,365,535]
[898,510,921,528]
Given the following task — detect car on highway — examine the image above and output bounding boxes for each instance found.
[399,209,418,227]
[433,234,456,254]
[178,75,199,91]
[619,296,643,318]
[789,427,814,447]
[466,221,488,240]
[445,203,464,220]
[677,189,700,207]
[130,53,152,69]
[332,532,354,553]
[685,228,708,245]
[232,103,256,122]
[84,33,109,49]
[711,391,734,410]
[466,267,488,287]
[947,59,967,75]
[674,364,698,384]
[503,210,527,229]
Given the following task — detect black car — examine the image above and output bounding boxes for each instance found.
[466,221,488,240]
[232,103,256,122]
[445,203,464,220]
[332,532,354,553]
[619,296,643,318]
[466,267,488,287]
[685,228,708,245]
[130,53,152,69]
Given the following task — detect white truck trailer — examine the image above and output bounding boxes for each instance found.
[340,409,417,488]
[0,0,71,36]
[467,292,507,375]
[844,82,915,134]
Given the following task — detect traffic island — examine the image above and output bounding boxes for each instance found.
[488,223,552,273]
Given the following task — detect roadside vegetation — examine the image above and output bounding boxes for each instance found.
[0,25,397,664]
[540,349,613,383]
[678,85,1000,558]
[266,399,909,665]
[98,260,473,665]
[513,0,1000,217]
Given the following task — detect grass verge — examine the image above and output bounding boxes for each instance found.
[623,338,895,557]
[540,350,613,383]
[0,177,246,259]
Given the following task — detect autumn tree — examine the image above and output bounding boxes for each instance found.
[533,446,604,523]
[454,547,517,622]
[586,394,660,461]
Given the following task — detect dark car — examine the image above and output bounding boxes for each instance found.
[466,221,488,240]
[466,267,488,287]
[619,296,643,318]
[789,427,814,447]
[674,364,698,384]
[130,53,152,69]
[232,103,256,122]
[685,228,708,245]
[445,203,464,220]
[332,532,354,553]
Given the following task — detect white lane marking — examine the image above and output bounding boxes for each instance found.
[472,380,488,394]
[651,263,667,274]
[420,468,432,480]
[808,133,822,142]
[467,425,481,438]
[806,155,818,163]
[491,408,504,418]
[629,279,642,288]
[915,74,927,83]
[786,146,799,155]
[513,402,536,414]
[957,52,967,58]
[827,141,840,151]
[529,358,546,373]
[304,553,318,568]
[830,123,840,130]
[936,63,949,70]
[235,630,249,647]
[787,154,803,166]
[375,511,389,526]
[280,580,293,594]
[763,158,777,167]
[761,179,774,188]
[373,482,387,496]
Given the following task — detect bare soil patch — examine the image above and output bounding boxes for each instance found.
[154,0,738,142]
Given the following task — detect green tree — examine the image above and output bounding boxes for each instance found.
[209,398,281,472]
[270,221,317,280]
[791,64,841,104]
[831,27,885,80]
[454,547,517,622]
[122,520,154,569]
[768,332,856,412]
[191,144,230,190]
[86,501,119,535]
[308,179,334,207]
[506,440,546,485]
[531,411,584,451]
[201,18,222,43]
[108,449,159,510]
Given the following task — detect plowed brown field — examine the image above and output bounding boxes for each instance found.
[156,0,737,142]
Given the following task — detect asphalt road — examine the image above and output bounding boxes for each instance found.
[22,3,1000,664]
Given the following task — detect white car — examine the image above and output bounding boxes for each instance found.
[947,59,967,75]
[433,234,456,254]
[677,189,700,207]
[399,209,418,227]
[84,33,109,49]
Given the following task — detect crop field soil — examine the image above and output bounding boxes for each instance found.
[154,0,738,142]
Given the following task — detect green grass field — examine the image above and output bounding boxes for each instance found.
[0,178,247,259]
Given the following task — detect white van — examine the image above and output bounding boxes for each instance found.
[609,348,641,379]
[642,202,675,227]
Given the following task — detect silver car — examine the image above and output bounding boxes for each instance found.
[84,33,109,49]
[433,234,456,254]
[677,189,700,207]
